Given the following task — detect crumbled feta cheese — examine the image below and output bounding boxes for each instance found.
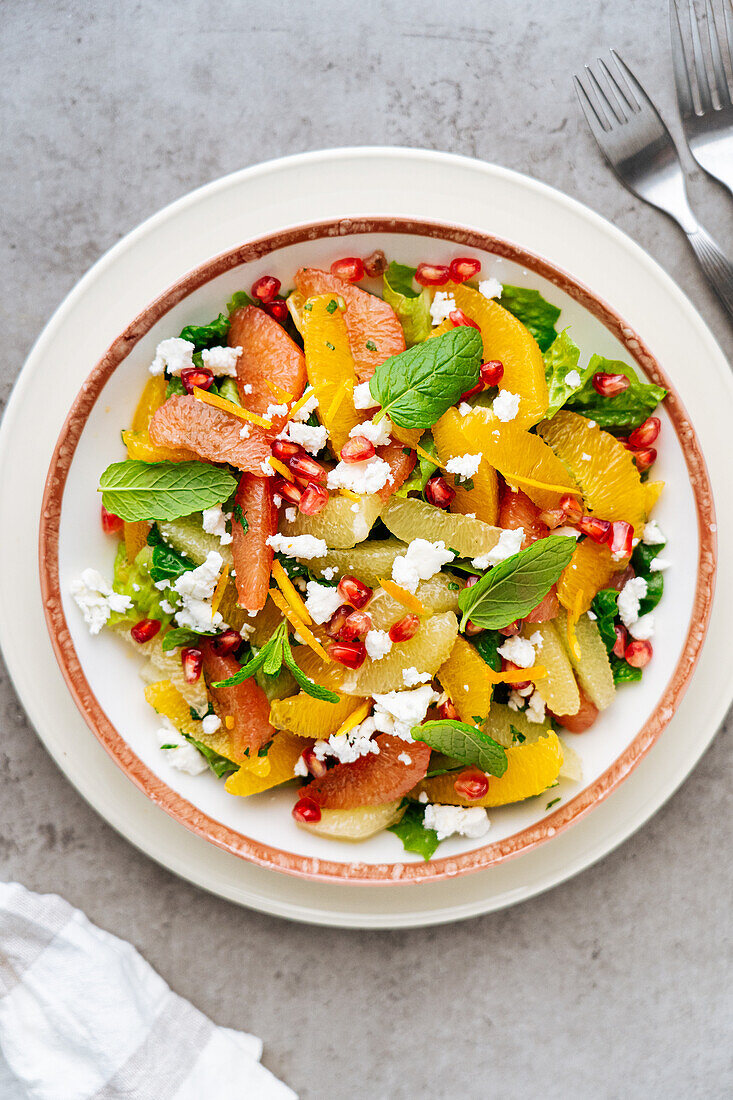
[528,630,543,650]
[398,752,413,765]
[430,291,457,326]
[172,551,225,633]
[283,421,328,455]
[458,402,473,416]
[628,613,655,641]
[156,718,207,775]
[201,504,233,546]
[581,451,592,461]
[371,685,439,741]
[561,370,580,389]
[202,713,222,735]
[352,381,378,410]
[471,527,524,569]
[445,452,482,479]
[391,539,454,594]
[492,390,521,422]
[273,494,282,509]
[266,533,328,559]
[291,388,319,421]
[525,690,547,723]
[365,630,392,661]
[305,581,344,625]
[239,423,251,439]
[265,402,289,420]
[497,635,536,668]
[321,566,338,581]
[478,277,502,300]
[554,526,580,539]
[148,337,195,377]
[349,417,393,447]
[200,345,242,376]
[241,382,253,395]
[617,576,649,628]
[293,755,309,777]
[312,717,380,765]
[642,521,665,546]
[507,690,525,711]
[285,507,297,523]
[587,610,597,621]
[402,667,432,687]
[649,556,670,572]
[587,419,597,428]
[70,569,133,635]
[423,804,490,841]
[160,599,175,615]
[327,456,393,495]
[259,460,274,476]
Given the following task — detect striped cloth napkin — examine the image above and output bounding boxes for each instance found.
[0,882,296,1099]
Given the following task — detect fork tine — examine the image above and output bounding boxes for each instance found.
[705,0,732,105]
[687,0,714,111]
[724,0,733,65]
[609,49,661,116]
[573,74,610,140]
[585,64,626,124]
[670,0,696,117]
[598,58,636,116]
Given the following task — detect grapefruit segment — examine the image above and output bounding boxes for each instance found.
[201,640,274,756]
[521,621,580,716]
[269,692,362,739]
[382,495,502,559]
[149,395,272,473]
[376,439,417,500]
[229,304,307,415]
[300,733,431,808]
[498,484,549,546]
[122,428,197,464]
[281,492,383,548]
[232,474,277,612]
[339,611,458,696]
[297,801,405,839]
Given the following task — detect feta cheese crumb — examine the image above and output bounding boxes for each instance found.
[266,533,328,560]
[70,568,133,634]
[293,755,309,777]
[202,504,233,546]
[587,419,597,429]
[349,417,393,447]
[628,613,655,641]
[445,452,482,479]
[492,390,521,422]
[565,369,582,388]
[312,718,380,765]
[497,635,536,668]
[241,382,253,395]
[649,556,670,572]
[458,401,473,416]
[528,630,544,650]
[173,551,225,633]
[148,337,195,377]
[202,713,222,735]
[160,599,175,615]
[200,345,242,377]
[264,402,289,420]
[525,690,547,723]
[430,291,457,326]
[321,566,338,581]
[372,685,439,741]
[471,527,524,568]
[423,803,490,841]
[391,539,454,594]
[282,421,328,455]
[478,277,503,300]
[291,387,319,421]
[554,526,580,539]
[402,666,432,687]
[365,630,393,661]
[418,791,429,804]
[581,452,592,461]
[239,423,251,439]
[305,581,344,625]
[617,576,649,628]
[353,381,378,410]
[259,460,274,476]
[327,456,393,495]
[156,718,207,775]
[285,507,297,523]
[398,752,413,765]
[642,520,665,546]
[587,610,597,621]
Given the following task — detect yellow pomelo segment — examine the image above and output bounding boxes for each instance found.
[340,612,459,696]
[123,521,149,562]
[367,578,461,627]
[643,480,664,516]
[432,407,499,524]
[215,579,262,636]
[522,621,580,716]
[414,732,563,807]
[557,538,616,616]
[298,800,405,840]
[301,294,362,454]
[292,644,348,693]
[440,282,548,428]
[225,731,304,797]
[131,375,168,433]
[111,623,209,712]
[436,636,493,725]
[281,493,383,549]
[122,429,195,463]
[144,679,242,765]
[538,410,646,534]
[382,495,502,559]
[556,608,615,710]
[482,700,553,748]
[269,692,361,739]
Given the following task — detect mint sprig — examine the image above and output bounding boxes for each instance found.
[458,536,576,630]
[99,460,237,522]
[213,622,339,703]
[413,720,507,777]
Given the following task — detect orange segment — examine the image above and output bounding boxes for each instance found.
[643,480,664,516]
[131,375,168,433]
[414,733,563,807]
[124,521,149,562]
[557,538,616,615]
[436,636,493,724]
[300,295,362,454]
[122,428,197,463]
[432,407,499,523]
[270,692,363,739]
[225,731,306,797]
[144,679,239,767]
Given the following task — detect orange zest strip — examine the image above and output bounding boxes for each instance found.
[265,379,294,403]
[378,577,432,617]
[211,567,230,618]
[268,456,294,481]
[224,716,235,730]
[269,589,332,663]
[193,387,273,428]
[338,488,361,502]
[483,664,547,685]
[506,473,582,497]
[333,700,371,739]
[413,442,446,471]
[285,387,316,422]
[271,560,312,625]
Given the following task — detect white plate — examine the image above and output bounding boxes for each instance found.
[2,148,731,925]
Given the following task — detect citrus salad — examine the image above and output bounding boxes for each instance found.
[72,251,670,858]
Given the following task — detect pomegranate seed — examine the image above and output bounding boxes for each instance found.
[539,507,566,529]
[449,256,482,283]
[181,367,214,394]
[449,308,481,331]
[480,359,504,386]
[425,474,455,509]
[298,483,329,515]
[325,605,353,639]
[559,495,584,524]
[329,640,366,669]
[273,476,302,506]
[251,275,281,303]
[181,647,203,684]
[389,615,420,643]
[459,380,485,403]
[330,257,365,282]
[498,620,521,636]
[630,447,657,473]
[616,435,630,446]
[263,299,288,323]
[629,416,661,448]
[271,438,301,463]
[437,698,459,720]
[465,575,480,588]
[338,610,372,641]
[338,575,373,609]
[130,618,161,644]
[363,249,387,277]
[612,624,628,659]
[415,262,450,287]
[625,639,653,668]
[592,372,630,397]
[292,796,322,824]
[464,620,485,636]
[578,516,612,544]
[301,746,328,779]
[341,435,376,463]
[609,520,634,559]
[290,453,327,484]
[454,768,490,801]
[212,628,242,656]
[100,504,124,535]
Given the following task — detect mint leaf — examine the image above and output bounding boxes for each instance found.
[146,526,194,584]
[591,588,619,653]
[227,290,254,313]
[212,639,274,687]
[499,285,561,352]
[471,630,504,671]
[369,327,482,429]
[414,720,507,776]
[382,262,432,346]
[161,627,200,652]
[99,460,237,522]
[179,313,229,350]
[543,330,591,418]
[182,734,237,778]
[387,801,440,860]
[458,536,576,630]
[566,355,667,429]
[281,645,340,703]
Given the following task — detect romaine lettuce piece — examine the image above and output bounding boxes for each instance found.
[382,262,432,346]
[566,355,667,429]
[498,285,561,352]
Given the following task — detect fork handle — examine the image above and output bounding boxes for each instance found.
[685,227,733,322]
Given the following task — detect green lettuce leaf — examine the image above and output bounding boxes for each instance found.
[218,378,242,406]
[396,432,439,497]
[179,313,230,350]
[227,290,254,313]
[146,525,194,585]
[471,630,504,672]
[610,657,643,685]
[499,285,561,352]
[108,543,175,628]
[182,734,238,778]
[161,627,200,652]
[387,801,440,860]
[565,355,667,429]
[382,262,432,346]
[543,330,591,418]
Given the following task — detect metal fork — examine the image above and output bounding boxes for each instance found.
[670,0,733,196]
[574,50,733,321]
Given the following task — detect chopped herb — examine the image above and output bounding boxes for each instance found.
[326,298,338,314]
[232,503,248,532]
[447,582,459,591]
[257,739,273,757]
[402,447,412,455]
[546,796,561,810]
[511,726,526,744]
[160,743,177,750]
[326,341,335,351]
[303,301,313,312]
[366,338,377,351]
[472,715,485,725]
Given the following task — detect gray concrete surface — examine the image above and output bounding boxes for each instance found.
[1,1,732,1097]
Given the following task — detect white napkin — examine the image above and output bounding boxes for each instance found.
[0,882,296,1099]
